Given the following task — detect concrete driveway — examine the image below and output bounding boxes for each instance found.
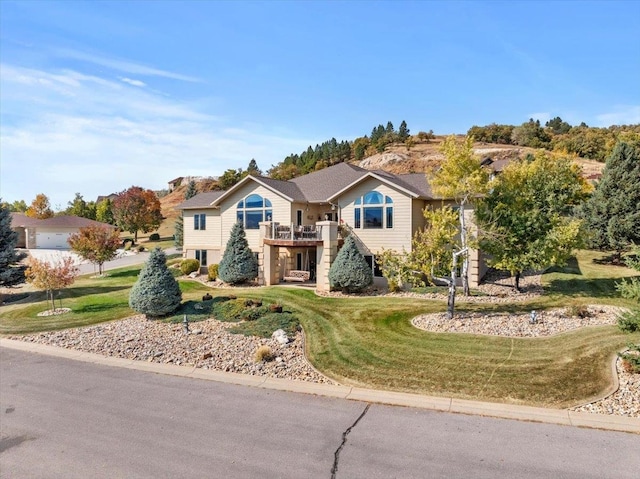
[25,248,162,275]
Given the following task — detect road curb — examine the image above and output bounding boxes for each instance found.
[2,338,638,434]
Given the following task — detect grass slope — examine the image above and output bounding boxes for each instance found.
[1,250,637,408]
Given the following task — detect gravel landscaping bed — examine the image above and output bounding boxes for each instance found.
[11,316,335,384]
[318,269,544,303]
[411,305,623,338]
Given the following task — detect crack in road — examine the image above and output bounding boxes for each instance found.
[331,403,370,479]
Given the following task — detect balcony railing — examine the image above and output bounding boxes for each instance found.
[267,223,322,241]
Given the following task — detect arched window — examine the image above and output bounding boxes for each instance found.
[237,194,272,229]
[354,191,393,229]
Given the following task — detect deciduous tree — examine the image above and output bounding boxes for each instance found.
[25,193,54,219]
[129,248,182,318]
[68,225,121,275]
[0,202,26,287]
[475,152,589,290]
[218,169,243,190]
[112,186,162,243]
[25,256,78,312]
[429,135,490,296]
[66,193,96,219]
[96,198,115,225]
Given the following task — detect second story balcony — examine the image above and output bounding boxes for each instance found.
[265,223,322,243]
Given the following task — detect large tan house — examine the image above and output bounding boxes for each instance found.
[178,162,486,291]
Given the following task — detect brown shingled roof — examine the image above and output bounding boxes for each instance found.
[11,214,114,229]
[175,162,439,210]
[289,162,368,202]
[177,191,225,209]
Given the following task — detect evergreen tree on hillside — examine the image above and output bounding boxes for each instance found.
[218,222,258,284]
[247,159,262,176]
[129,248,182,318]
[398,121,410,141]
[579,141,640,259]
[328,235,373,293]
[185,180,198,200]
[0,202,26,287]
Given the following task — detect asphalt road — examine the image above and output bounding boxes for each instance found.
[1,348,638,479]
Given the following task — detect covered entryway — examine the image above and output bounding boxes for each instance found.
[36,231,72,249]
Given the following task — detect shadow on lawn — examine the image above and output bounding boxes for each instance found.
[73,302,127,314]
[107,269,140,279]
[544,276,628,298]
[546,256,582,275]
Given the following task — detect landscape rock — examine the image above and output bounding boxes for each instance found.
[272,329,290,345]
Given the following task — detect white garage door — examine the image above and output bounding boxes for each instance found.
[36,232,72,249]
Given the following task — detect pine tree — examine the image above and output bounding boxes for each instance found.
[247,159,262,176]
[185,180,198,200]
[398,120,410,141]
[0,202,26,287]
[129,248,182,317]
[328,235,373,293]
[218,222,258,284]
[580,141,640,259]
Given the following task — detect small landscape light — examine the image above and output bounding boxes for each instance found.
[530,310,537,324]
[183,314,189,333]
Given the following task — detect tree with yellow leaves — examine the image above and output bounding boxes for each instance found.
[25,193,54,219]
[428,135,490,296]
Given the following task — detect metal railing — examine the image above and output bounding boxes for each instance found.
[267,223,323,241]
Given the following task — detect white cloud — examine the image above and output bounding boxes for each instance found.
[120,77,146,87]
[595,105,640,126]
[0,64,315,209]
[54,48,202,83]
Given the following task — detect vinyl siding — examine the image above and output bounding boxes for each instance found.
[219,182,292,251]
[183,209,221,250]
[337,177,414,254]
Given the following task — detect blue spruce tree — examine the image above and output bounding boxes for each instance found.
[129,247,182,317]
[329,235,373,293]
[218,222,258,284]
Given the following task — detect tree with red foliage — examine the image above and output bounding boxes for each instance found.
[25,256,78,312]
[68,225,121,275]
[112,186,162,243]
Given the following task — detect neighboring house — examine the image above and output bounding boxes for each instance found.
[168,177,184,192]
[11,214,115,249]
[178,162,487,291]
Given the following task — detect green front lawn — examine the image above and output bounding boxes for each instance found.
[1,250,638,408]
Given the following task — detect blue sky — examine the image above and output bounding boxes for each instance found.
[1,0,639,210]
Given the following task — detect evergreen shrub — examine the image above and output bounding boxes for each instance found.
[218,222,258,284]
[180,259,200,275]
[328,235,373,293]
[208,264,219,281]
[149,233,160,241]
[129,248,182,317]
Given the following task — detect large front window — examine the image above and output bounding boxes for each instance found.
[354,191,393,229]
[237,194,272,229]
